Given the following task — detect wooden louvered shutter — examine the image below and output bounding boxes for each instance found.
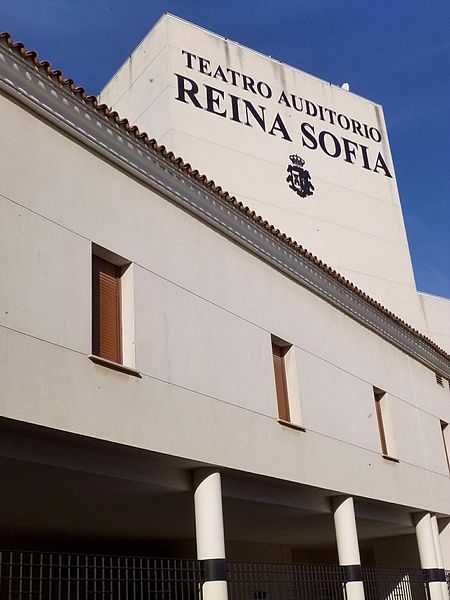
[92,255,122,364]
[272,343,290,421]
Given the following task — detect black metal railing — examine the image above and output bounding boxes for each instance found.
[362,566,428,600]
[228,561,347,600]
[0,550,203,599]
[0,550,447,600]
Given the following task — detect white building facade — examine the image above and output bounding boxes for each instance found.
[0,14,449,600]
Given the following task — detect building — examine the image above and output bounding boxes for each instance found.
[0,13,449,600]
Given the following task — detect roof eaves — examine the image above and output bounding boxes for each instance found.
[1,30,449,365]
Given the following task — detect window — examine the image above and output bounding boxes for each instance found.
[271,336,304,430]
[92,255,122,363]
[91,246,137,374]
[441,421,450,474]
[373,387,398,461]
[272,341,290,422]
[374,388,388,455]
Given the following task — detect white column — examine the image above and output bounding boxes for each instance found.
[415,512,445,600]
[431,515,450,600]
[193,469,228,600]
[332,496,365,600]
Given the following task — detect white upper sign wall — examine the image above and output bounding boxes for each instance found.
[99,14,425,328]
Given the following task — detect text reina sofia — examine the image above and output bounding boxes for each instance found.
[175,50,393,178]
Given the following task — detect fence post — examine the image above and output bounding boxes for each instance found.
[193,469,228,600]
[332,496,366,600]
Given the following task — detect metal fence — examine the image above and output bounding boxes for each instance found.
[228,562,347,600]
[0,551,447,600]
[0,551,203,600]
[362,566,428,600]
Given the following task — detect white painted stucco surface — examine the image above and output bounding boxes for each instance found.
[419,292,450,354]
[1,90,449,523]
[99,14,429,332]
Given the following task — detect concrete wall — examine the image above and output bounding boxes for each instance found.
[227,541,292,563]
[372,534,421,568]
[0,90,449,519]
[419,292,450,355]
[99,14,426,331]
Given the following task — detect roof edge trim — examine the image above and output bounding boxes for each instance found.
[0,34,449,377]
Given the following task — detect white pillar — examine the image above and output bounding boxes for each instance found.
[193,469,228,600]
[415,512,445,600]
[332,496,365,600]
[431,515,450,600]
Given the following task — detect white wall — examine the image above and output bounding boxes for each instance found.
[99,14,426,331]
[99,14,171,142]
[419,292,450,354]
[0,90,449,518]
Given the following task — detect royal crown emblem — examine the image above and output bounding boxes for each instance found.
[289,154,305,167]
[286,154,314,198]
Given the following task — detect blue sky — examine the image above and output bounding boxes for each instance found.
[1,0,449,297]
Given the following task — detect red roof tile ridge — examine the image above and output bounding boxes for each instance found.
[1,31,449,365]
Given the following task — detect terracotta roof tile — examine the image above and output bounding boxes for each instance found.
[1,31,449,364]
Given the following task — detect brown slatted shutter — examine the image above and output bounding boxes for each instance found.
[272,343,290,421]
[374,390,388,455]
[92,255,122,364]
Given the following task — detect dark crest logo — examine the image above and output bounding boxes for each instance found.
[286,154,314,198]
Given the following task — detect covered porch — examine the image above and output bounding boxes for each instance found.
[0,418,448,599]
